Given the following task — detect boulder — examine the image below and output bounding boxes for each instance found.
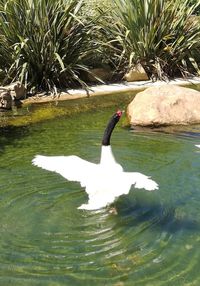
[0,82,26,110]
[87,67,112,83]
[4,82,26,100]
[124,64,149,82]
[127,85,200,126]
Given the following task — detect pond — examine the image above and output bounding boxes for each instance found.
[0,94,200,286]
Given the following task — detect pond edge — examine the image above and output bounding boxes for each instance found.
[22,77,200,105]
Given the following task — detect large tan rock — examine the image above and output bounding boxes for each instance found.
[124,64,149,82]
[127,85,200,126]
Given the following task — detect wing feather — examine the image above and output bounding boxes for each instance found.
[32,155,97,186]
[126,172,158,191]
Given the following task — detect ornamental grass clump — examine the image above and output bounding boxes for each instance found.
[0,0,96,92]
[102,0,200,80]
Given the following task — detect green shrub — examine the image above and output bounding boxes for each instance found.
[1,0,200,92]
[99,0,200,79]
[0,0,96,92]
[188,0,200,15]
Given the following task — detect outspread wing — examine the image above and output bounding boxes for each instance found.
[32,155,97,186]
[126,172,159,191]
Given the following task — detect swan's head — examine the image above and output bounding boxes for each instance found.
[115,110,123,121]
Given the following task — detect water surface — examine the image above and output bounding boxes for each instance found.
[0,102,200,286]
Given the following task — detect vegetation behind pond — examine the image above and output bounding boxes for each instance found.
[0,0,200,94]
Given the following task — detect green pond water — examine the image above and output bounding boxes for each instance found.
[0,94,200,286]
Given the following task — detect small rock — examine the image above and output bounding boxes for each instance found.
[0,90,12,109]
[4,82,26,100]
[0,82,26,110]
[124,64,149,82]
[87,67,112,83]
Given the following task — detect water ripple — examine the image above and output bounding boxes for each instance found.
[0,112,200,285]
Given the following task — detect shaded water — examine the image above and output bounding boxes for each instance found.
[0,99,200,285]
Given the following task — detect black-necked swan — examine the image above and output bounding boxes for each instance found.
[32,110,158,210]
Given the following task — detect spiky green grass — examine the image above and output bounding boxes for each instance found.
[99,0,200,79]
[0,0,96,92]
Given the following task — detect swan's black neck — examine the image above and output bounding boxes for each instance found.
[102,111,122,146]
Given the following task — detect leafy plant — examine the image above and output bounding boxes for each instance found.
[187,0,200,15]
[0,0,96,92]
[99,0,200,79]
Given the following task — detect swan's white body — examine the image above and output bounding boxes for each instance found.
[195,145,200,148]
[32,145,158,210]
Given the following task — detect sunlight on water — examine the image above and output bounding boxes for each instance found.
[0,103,200,286]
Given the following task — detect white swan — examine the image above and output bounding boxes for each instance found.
[195,145,200,148]
[32,110,158,210]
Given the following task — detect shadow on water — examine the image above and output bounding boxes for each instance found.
[113,193,200,234]
[0,125,30,153]
[131,124,200,138]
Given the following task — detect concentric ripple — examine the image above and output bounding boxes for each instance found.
[0,106,200,286]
